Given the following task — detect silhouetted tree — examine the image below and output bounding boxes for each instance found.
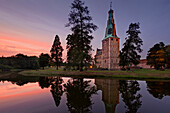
[39,53,50,69]
[147,42,165,70]
[0,54,39,70]
[64,78,97,113]
[50,35,63,70]
[66,0,98,71]
[119,23,143,70]
[119,80,142,113]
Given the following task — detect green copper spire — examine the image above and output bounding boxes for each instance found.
[104,2,117,39]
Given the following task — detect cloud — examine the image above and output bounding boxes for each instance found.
[0,38,49,57]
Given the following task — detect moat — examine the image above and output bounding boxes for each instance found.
[0,74,170,113]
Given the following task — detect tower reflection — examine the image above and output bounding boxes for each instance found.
[95,79,119,113]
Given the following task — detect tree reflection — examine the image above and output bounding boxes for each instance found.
[64,78,97,113]
[39,77,54,89]
[0,74,39,86]
[146,81,170,99]
[119,80,142,113]
[50,77,63,107]
[39,77,64,107]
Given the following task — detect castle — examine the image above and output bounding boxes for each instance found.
[95,5,120,70]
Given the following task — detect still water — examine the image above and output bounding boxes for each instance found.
[0,74,170,113]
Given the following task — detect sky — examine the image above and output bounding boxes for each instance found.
[0,0,170,60]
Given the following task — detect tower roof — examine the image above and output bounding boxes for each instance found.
[104,3,118,40]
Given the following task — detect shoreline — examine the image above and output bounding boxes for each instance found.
[18,69,170,80]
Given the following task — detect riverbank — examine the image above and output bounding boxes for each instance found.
[19,69,170,80]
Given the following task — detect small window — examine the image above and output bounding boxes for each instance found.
[111,38,113,41]
[105,60,106,63]
[116,39,118,41]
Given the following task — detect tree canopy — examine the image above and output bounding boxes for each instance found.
[66,0,97,71]
[39,53,50,69]
[50,35,63,70]
[0,53,39,70]
[119,23,143,69]
[146,42,167,69]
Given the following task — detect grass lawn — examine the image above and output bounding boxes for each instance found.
[19,68,170,80]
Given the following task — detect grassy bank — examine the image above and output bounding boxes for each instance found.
[19,69,170,80]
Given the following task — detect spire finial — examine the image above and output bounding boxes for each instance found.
[110,1,112,9]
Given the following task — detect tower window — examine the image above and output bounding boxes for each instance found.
[105,60,106,63]
[116,39,118,41]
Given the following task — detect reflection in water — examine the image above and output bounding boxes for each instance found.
[39,77,64,107]
[51,77,63,107]
[2,74,170,113]
[64,78,97,113]
[0,73,39,86]
[95,79,119,113]
[119,80,142,113]
[146,81,170,99]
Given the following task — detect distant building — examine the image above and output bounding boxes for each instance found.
[138,59,151,69]
[95,6,120,70]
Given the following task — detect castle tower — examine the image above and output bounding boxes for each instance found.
[102,3,120,69]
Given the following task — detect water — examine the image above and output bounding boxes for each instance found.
[0,74,170,113]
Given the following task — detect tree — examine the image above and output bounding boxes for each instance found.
[0,54,39,70]
[66,0,98,71]
[119,23,143,69]
[39,53,50,69]
[50,35,63,70]
[147,42,165,70]
[165,45,170,68]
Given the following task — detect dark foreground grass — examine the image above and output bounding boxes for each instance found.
[19,69,170,80]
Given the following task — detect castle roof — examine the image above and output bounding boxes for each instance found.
[104,6,118,40]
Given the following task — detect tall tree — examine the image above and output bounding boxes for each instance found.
[50,35,63,70]
[39,53,50,69]
[119,23,143,69]
[147,42,165,70]
[66,0,98,71]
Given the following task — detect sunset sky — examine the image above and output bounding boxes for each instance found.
[0,0,170,59]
